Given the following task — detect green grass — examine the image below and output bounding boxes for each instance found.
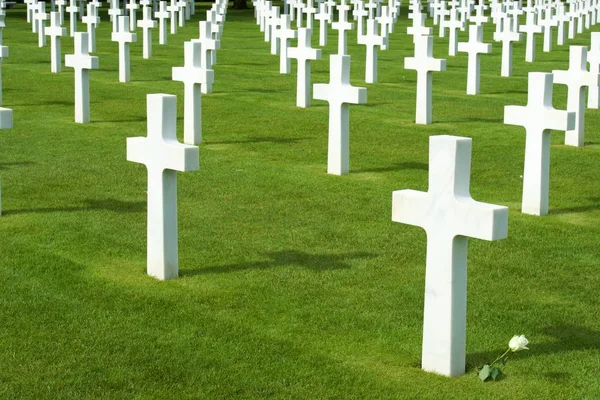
[1,3,599,399]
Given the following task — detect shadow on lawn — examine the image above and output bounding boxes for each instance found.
[5,198,145,216]
[551,198,600,214]
[353,162,428,174]
[205,137,304,145]
[180,250,375,276]
[0,161,34,170]
[466,323,600,370]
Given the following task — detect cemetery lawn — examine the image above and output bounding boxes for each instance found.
[1,3,600,399]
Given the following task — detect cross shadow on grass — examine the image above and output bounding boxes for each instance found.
[14,100,74,107]
[4,198,145,216]
[180,250,375,276]
[466,323,600,370]
[0,161,34,170]
[205,137,304,145]
[551,198,600,214]
[92,117,147,123]
[353,162,428,174]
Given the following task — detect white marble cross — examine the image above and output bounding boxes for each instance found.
[108,0,123,32]
[65,32,99,123]
[111,15,137,82]
[36,2,49,47]
[65,0,78,36]
[172,41,213,145]
[407,11,433,43]
[192,21,219,79]
[404,34,446,124]
[313,55,367,175]
[553,46,600,147]
[56,0,66,24]
[376,4,394,46]
[470,2,488,25]
[447,7,464,56]
[315,2,331,46]
[155,1,169,44]
[332,1,354,55]
[304,0,317,28]
[352,1,368,38]
[458,24,492,95]
[126,93,199,281]
[555,4,569,46]
[493,16,521,77]
[278,14,297,74]
[46,11,66,73]
[519,11,542,62]
[539,8,557,52]
[288,27,322,108]
[268,8,281,55]
[82,3,99,52]
[176,0,186,27]
[126,0,139,29]
[167,0,178,34]
[587,32,600,108]
[392,134,508,377]
[504,72,575,216]
[357,18,386,83]
[139,5,157,58]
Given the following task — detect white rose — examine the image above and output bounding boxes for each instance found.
[509,335,529,352]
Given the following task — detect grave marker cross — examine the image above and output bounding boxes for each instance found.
[172,41,214,145]
[358,18,387,83]
[82,3,100,52]
[553,46,600,147]
[46,11,67,73]
[457,24,492,95]
[126,94,199,281]
[111,15,137,82]
[288,27,322,108]
[504,72,575,215]
[404,34,446,124]
[313,55,367,175]
[154,1,169,44]
[138,5,157,58]
[65,31,99,123]
[392,134,508,377]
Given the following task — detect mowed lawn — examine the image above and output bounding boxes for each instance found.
[0,2,599,399]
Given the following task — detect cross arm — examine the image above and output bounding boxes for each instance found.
[392,189,430,231]
[127,137,200,172]
[454,197,508,241]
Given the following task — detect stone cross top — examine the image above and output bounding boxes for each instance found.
[332,0,354,55]
[313,55,367,175]
[553,46,600,147]
[458,24,492,95]
[404,34,446,124]
[111,15,137,82]
[172,41,214,145]
[358,18,387,83]
[155,1,169,44]
[138,5,157,58]
[392,135,508,377]
[127,94,199,281]
[65,31,99,123]
[46,11,66,73]
[288,27,322,108]
[504,72,575,215]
